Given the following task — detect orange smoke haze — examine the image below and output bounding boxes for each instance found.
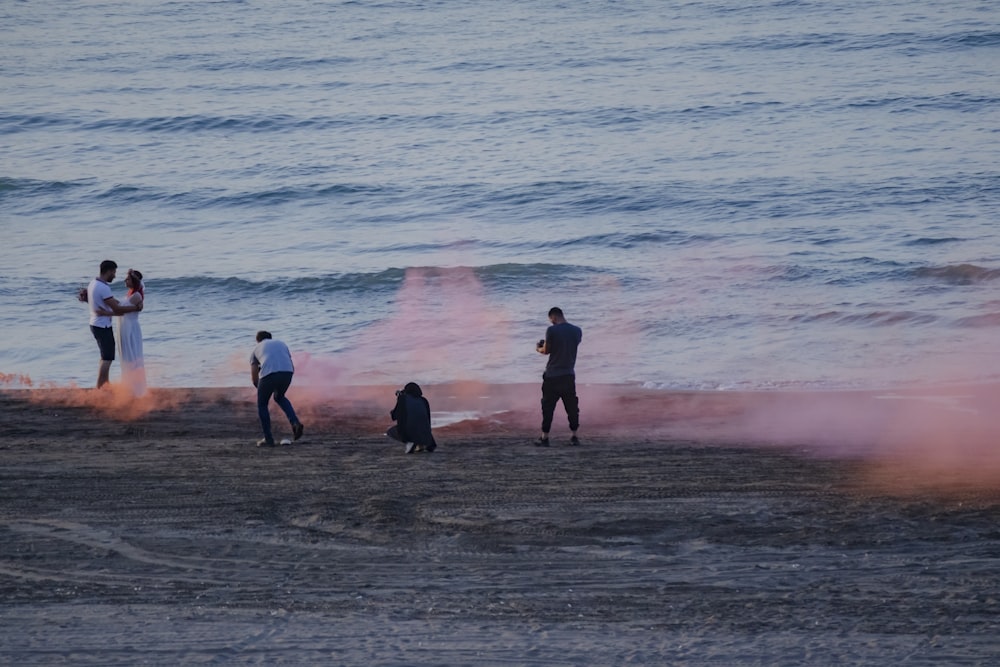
[724,384,1000,495]
[6,368,1000,495]
[17,380,188,421]
[1,373,38,388]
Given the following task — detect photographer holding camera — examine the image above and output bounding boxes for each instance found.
[387,382,437,454]
[534,307,582,447]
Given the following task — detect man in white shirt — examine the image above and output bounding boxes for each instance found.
[250,331,304,447]
[85,260,142,388]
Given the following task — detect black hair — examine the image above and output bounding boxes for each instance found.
[548,307,564,318]
[403,382,422,397]
[100,260,118,274]
[256,330,272,342]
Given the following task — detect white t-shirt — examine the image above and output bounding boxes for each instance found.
[250,339,295,378]
[87,279,114,328]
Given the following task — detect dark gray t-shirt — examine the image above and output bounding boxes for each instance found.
[544,321,582,378]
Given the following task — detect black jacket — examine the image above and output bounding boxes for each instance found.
[390,383,437,450]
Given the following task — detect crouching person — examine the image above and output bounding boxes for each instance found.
[250,330,304,448]
[387,382,437,454]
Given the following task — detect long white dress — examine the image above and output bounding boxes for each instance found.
[117,291,146,396]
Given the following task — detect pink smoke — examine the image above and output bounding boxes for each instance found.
[288,266,523,399]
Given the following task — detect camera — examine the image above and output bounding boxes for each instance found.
[395,389,403,397]
[537,339,545,348]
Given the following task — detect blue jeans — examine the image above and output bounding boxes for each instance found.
[257,371,299,443]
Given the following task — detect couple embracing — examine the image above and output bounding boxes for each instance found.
[81,259,147,395]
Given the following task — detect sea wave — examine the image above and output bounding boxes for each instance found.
[0,177,85,197]
[902,237,963,246]
[941,30,1000,49]
[843,92,1000,112]
[202,55,356,72]
[790,306,1000,329]
[954,313,1000,328]
[723,28,1000,54]
[913,264,1000,284]
[1,111,458,135]
[18,91,996,142]
[147,271,406,297]
[63,264,599,298]
[790,311,938,327]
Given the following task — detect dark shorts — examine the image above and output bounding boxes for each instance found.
[91,325,115,361]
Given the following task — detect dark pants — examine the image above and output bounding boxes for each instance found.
[91,325,116,361]
[257,371,299,443]
[541,374,579,433]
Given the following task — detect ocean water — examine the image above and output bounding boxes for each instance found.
[2,0,999,390]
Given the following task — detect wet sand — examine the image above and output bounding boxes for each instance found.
[1,385,998,665]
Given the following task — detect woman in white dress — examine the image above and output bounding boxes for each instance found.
[117,268,146,396]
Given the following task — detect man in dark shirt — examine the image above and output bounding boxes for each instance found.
[534,307,583,446]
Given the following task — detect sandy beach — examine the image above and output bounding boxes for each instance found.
[1,383,998,665]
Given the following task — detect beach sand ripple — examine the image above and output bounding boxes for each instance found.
[1,387,998,665]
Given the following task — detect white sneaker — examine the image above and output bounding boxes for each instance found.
[405,442,416,454]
